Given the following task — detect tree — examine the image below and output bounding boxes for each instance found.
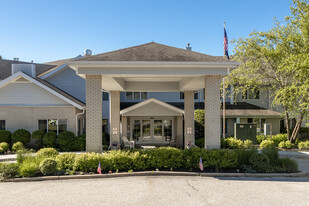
[227,0,309,142]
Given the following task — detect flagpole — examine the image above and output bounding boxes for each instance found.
[223,22,226,141]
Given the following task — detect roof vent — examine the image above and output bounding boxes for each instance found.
[186,43,192,51]
[83,49,92,56]
[12,64,36,77]
[13,57,19,61]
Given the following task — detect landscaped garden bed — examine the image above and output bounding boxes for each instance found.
[0,146,299,181]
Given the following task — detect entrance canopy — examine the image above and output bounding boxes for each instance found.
[68,42,239,92]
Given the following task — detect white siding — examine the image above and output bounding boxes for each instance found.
[0,82,70,106]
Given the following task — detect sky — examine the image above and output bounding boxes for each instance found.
[0,0,293,63]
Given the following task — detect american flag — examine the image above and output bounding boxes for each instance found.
[199,156,204,171]
[224,27,229,60]
[97,162,102,174]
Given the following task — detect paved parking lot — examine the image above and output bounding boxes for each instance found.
[1,176,308,206]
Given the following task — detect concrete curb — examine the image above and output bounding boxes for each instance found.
[2,171,308,182]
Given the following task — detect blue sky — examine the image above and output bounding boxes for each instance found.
[0,0,292,63]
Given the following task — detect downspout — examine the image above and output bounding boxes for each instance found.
[76,108,86,136]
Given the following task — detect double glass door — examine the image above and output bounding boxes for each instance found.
[132,118,172,143]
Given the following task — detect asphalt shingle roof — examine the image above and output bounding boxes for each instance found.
[75,42,232,62]
[0,59,56,80]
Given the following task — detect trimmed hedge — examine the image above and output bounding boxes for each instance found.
[36,148,59,158]
[57,131,76,151]
[0,142,9,152]
[0,130,11,144]
[298,140,309,149]
[249,153,270,172]
[12,142,24,152]
[32,130,45,148]
[43,132,57,148]
[39,158,57,175]
[56,153,77,170]
[260,140,275,149]
[11,129,31,145]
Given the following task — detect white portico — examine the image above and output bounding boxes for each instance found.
[68,42,239,152]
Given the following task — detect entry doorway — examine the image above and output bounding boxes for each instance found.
[131,117,173,144]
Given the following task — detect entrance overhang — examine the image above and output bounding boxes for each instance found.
[68,61,239,92]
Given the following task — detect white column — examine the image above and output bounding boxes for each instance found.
[110,91,120,146]
[204,76,221,149]
[85,75,102,152]
[184,91,195,146]
[176,116,184,147]
[122,116,127,138]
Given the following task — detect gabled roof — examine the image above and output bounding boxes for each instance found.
[74,42,233,62]
[0,59,56,80]
[120,98,184,116]
[0,71,85,109]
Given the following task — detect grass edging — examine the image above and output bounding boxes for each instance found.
[2,171,307,182]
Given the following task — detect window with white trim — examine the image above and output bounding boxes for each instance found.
[38,119,67,134]
[126,92,147,100]
[0,120,5,130]
[180,92,199,100]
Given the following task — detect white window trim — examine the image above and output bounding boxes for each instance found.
[125,92,147,101]
[38,119,68,135]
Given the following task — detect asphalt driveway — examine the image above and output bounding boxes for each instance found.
[0,176,308,206]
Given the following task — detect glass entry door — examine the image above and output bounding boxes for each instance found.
[131,118,173,143]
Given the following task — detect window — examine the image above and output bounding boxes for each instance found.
[102,119,108,134]
[126,92,147,100]
[0,120,5,130]
[164,120,172,141]
[180,92,198,100]
[102,92,109,101]
[38,119,67,134]
[180,92,184,99]
[242,89,260,100]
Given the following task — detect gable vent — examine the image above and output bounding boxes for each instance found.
[12,64,36,77]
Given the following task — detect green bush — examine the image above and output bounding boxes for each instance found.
[278,141,294,149]
[12,141,24,152]
[32,130,45,148]
[74,134,86,151]
[234,149,257,166]
[39,158,57,175]
[0,130,11,144]
[0,163,19,179]
[278,158,298,173]
[42,131,57,148]
[74,152,108,172]
[249,153,270,172]
[0,147,3,154]
[195,138,204,148]
[262,147,279,164]
[36,148,59,158]
[11,129,31,145]
[56,153,77,170]
[224,137,243,149]
[271,134,288,146]
[298,140,309,149]
[19,159,40,177]
[0,142,9,152]
[260,140,275,149]
[57,131,76,151]
[256,135,265,144]
[243,140,253,149]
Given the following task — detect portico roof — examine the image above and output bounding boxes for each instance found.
[68,42,239,92]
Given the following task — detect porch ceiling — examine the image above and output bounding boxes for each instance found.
[68,61,239,92]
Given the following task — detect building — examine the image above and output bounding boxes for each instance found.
[0,42,283,152]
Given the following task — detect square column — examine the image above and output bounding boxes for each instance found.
[184,91,195,146]
[176,116,184,147]
[122,116,127,138]
[109,91,120,146]
[86,75,102,152]
[204,76,221,149]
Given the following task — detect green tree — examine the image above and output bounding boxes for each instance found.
[227,0,309,142]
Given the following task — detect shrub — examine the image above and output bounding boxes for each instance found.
[32,130,45,148]
[234,149,257,166]
[12,141,24,152]
[243,140,253,149]
[36,148,59,158]
[11,129,31,145]
[256,135,265,144]
[271,134,287,146]
[57,131,76,151]
[0,142,9,152]
[298,140,309,149]
[260,140,275,149]
[74,152,108,172]
[249,153,270,172]
[0,147,4,154]
[19,159,40,177]
[0,130,11,144]
[224,137,243,149]
[39,158,57,175]
[262,147,279,164]
[195,138,204,148]
[56,153,77,170]
[278,158,298,173]
[0,163,20,179]
[42,132,57,148]
[278,141,294,149]
[74,134,86,151]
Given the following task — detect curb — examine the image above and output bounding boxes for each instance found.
[2,171,308,182]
